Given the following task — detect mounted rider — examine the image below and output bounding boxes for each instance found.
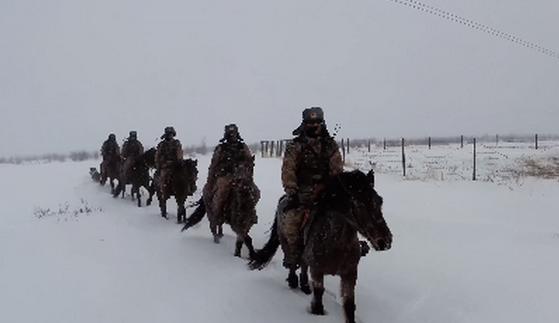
[203,124,259,223]
[100,133,120,181]
[280,107,344,268]
[121,131,144,180]
[155,126,184,193]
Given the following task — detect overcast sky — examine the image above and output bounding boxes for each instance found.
[1,0,558,156]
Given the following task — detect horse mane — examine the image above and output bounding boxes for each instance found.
[322,170,383,212]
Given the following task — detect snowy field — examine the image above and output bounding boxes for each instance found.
[1,151,558,323]
[348,140,559,183]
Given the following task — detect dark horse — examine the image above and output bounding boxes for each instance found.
[100,156,121,194]
[112,153,152,207]
[182,157,260,258]
[249,170,392,323]
[149,159,198,223]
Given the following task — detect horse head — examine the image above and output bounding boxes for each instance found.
[176,159,198,196]
[143,148,157,169]
[333,170,392,251]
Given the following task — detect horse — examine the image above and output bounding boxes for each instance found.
[143,147,157,169]
[182,157,260,259]
[100,156,121,194]
[112,153,152,207]
[249,170,392,323]
[149,159,198,223]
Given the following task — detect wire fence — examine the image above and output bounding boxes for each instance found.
[259,134,559,182]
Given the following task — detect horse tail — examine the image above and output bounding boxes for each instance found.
[181,198,206,232]
[249,216,280,270]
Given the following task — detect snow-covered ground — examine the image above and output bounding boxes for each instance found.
[1,153,558,323]
[348,140,559,183]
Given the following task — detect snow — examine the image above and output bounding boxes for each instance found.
[1,152,558,323]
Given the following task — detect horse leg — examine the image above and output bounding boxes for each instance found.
[100,163,106,185]
[218,224,224,238]
[177,203,186,224]
[110,179,115,195]
[341,271,357,323]
[146,182,155,206]
[160,198,167,219]
[243,234,257,260]
[137,186,142,207]
[299,264,311,295]
[210,223,220,244]
[112,183,121,198]
[121,184,125,199]
[310,269,325,315]
[286,266,299,289]
[234,236,243,257]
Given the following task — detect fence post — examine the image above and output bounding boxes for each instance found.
[368,140,371,153]
[401,138,406,177]
[383,138,386,151]
[341,139,346,163]
[279,140,284,157]
[473,138,477,181]
[260,141,265,158]
[535,134,539,150]
[496,134,499,147]
[346,138,350,154]
[461,135,464,148]
[428,137,431,149]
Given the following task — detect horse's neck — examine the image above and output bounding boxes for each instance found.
[312,208,356,243]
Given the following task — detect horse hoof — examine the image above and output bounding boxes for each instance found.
[310,303,325,316]
[213,236,221,244]
[234,251,241,257]
[300,284,312,295]
[287,273,298,289]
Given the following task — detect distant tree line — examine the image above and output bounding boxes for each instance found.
[2,134,557,165]
[0,150,100,165]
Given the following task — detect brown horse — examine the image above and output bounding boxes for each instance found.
[182,157,260,258]
[112,153,152,207]
[249,170,392,323]
[150,159,198,223]
[100,156,121,194]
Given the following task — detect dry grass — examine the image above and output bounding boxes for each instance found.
[518,157,559,179]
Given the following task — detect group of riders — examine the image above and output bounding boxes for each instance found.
[99,107,343,267]
[97,107,391,323]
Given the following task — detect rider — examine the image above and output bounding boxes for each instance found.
[121,130,144,180]
[100,133,120,182]
[203,124,257,222]
[280,107,344,268]
[155,126,184,192]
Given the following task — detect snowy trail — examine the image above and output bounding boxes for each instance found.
[1,155,558,323]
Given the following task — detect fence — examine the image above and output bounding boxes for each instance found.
[258,134,559,181]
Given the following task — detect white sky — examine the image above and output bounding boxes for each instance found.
[1,0,558,156]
